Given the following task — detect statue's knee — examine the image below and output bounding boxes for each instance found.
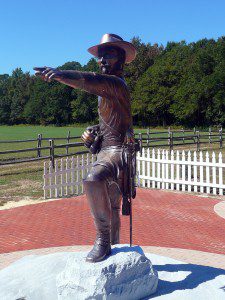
[83,165,110,185]
[84,172,101,184]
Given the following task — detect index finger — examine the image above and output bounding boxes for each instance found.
[33,67,47,72]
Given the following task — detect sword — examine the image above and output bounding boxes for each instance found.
[130,196,132,247]
[122,132,139,247]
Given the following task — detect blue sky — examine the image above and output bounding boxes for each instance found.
[0,0,224,74]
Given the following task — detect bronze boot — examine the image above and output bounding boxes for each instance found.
[109,182,121,245]
[86,232,111,263]
[84,172,111,263]
[111,208,120,245]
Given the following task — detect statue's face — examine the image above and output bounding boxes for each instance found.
[98,47,120,74]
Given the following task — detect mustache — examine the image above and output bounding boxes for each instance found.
[100,62,110,68]
[100,63,111,74]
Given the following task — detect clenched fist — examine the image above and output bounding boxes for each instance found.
[81,130,96,148]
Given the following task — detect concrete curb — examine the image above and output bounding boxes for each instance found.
[1,245,225,271]
[214,201,225,219]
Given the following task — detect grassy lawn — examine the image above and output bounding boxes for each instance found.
[0,125,86,140]
[0,125,87,206]
[0,125,206,161]
[0,125,87,160]
[0,125,224,207]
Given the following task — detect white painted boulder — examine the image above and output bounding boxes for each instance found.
[57,245,158,299]
[0,245,158,300]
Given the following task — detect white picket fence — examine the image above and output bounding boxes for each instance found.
[137,148,225,195]
[43,154,96,199]
[43,149,225,199]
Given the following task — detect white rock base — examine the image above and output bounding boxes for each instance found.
[57,245,158,300]
[0,245,158,300]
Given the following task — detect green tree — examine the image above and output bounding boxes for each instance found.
[125,37,163,93]
[133,41,185,126]
[1,36,224,127]
[0,74,10,124]
[71,58,99,124]
[6,68,32,124]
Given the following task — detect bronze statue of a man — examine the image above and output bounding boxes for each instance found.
[34,33,137,263]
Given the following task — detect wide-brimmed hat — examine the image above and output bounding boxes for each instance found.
[88,33,137,63]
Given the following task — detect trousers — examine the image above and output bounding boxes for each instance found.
[83,147,124,244]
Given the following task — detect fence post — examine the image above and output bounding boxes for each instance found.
[219,152,223,195]
[209,127,212,144]
[168,132,173,152]
[147,128,150,147]
[37,134,42,157]
[168,127,170,145]
[196,131,200,152]
[168,127,171,150]
[139,133,143,154]
[219,128,223,149]
[66,130,70,155]
[182,127,185,144]
[49,139,55,169]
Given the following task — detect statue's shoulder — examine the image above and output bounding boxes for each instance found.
[89,72,127,87]
[111,76,130,100]
[109,75,128,89]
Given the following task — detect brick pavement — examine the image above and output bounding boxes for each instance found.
[0,188,225,257]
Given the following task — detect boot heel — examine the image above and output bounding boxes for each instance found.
[106,246,111,256]
[86,239,111,263]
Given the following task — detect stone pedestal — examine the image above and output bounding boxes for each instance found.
[57,245,158,299]
[0,245,158,300]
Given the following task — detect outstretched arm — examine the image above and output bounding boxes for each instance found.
[34,67,126,100]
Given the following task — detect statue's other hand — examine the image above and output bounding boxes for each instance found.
[86,124,100,133]
[81,130,95,148]
[33,67,63,82]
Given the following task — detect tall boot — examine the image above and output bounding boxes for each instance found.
[109,182,121,245]
[83,175,111,263]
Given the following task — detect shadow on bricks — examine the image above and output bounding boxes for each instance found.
[151,263,225,298]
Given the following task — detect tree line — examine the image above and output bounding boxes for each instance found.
[0,36,224,127]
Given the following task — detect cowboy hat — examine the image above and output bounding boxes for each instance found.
[88,33,137,63]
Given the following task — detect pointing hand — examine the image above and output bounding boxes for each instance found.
[33,67,63,82]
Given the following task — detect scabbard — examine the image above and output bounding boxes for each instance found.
[122,146,131,216]
[122,195,131,215]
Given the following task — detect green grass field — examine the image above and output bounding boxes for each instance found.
[0,125,173,159]
[0,125,86,205]
[0,125,87,160]
[0,125,199,161]
[0,124,203,141]
[0,125,224,207]
[0,125,204,157]
[0,125,87,140]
